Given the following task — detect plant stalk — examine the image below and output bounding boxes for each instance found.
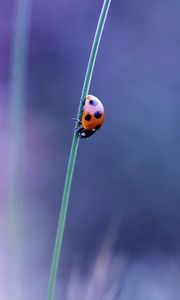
[9,0,31,299]
[47,1,112,299]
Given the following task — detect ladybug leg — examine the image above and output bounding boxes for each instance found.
[80,98,86,105]
[74,125,83,132]
[72,117,81,123]
[72,117,82,126]
[72,117,82,131]
[74,125,84,138]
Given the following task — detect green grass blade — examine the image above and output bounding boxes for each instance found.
[47,0,112,299]
[9,0,31,299]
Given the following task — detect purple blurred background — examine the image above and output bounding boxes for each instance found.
[1,0,180,299]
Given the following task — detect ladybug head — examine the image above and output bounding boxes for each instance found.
[78,127,96,139]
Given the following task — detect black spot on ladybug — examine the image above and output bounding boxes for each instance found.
[89,99,98,106]
[95,125,101,131]
[85,114,91,121]
[94,111,102,119]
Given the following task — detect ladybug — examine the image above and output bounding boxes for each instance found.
[74,95,105,138]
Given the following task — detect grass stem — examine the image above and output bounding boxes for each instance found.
[9,0,31,298]
[47,1,112,299]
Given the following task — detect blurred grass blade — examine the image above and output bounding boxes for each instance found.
[9,0,31,299]
[47,0,112,299]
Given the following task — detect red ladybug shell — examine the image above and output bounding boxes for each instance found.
[81,95,104,131]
